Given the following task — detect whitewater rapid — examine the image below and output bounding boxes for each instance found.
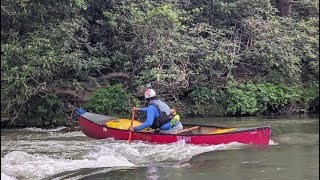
[1,127,248,180]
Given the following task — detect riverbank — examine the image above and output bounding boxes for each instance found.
[1,118,80,131]
[2,113,318,131]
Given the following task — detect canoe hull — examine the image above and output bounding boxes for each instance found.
[78,115,271,145]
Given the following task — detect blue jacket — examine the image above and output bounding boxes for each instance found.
[134,100,171,131]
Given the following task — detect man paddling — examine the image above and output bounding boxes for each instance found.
[129,88,183,133]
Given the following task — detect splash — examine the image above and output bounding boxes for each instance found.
[269,139,278,145]
[1,131,246,180]
[86,140,246,165]
[1,150,134,180]
[1,141,245,179]
[22,126,67,132]
[1,173,17,180]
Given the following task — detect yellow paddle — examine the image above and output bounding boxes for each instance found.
[127,111,135,144]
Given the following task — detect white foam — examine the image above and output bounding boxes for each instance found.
[268,139,278,145]
[1,136,246,180]
[1,150,134,180]
[22,126,67,132]
[1,173,17,180]
[93,140,245,165]
[48,131,86,138]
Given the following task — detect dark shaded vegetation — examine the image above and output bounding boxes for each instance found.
[1,0,318,127]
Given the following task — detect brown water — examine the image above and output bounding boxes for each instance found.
[1,115,319,180]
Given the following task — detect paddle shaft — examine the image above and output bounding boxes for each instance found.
[127,111,135,144]
[171,126,200,134]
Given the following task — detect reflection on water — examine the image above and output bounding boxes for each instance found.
[146,166,160,180]
[1,115,319,180]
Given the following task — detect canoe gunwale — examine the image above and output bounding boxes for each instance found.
[79,115,271,136]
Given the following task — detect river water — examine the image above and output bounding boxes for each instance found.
[1,115,319,180]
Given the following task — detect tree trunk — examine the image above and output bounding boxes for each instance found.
[275,0,292,17]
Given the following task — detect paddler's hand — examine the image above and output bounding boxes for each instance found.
[131,107,139,112]
[128,126,135,131]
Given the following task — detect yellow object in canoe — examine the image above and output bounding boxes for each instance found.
[105,119,150,132]
[209,128,237,134]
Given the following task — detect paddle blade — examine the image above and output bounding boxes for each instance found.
[127,131,132,144]
[127,111,135,144]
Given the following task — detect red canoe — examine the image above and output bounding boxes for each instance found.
[78,112,271,145]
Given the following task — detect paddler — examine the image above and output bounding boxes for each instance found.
[129,88,183,133]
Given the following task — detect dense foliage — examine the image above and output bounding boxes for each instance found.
[82,84,140,117]
[1,0,318,127]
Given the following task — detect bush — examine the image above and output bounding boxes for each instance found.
[10,94,65,127]
[82,84,139,117]
[224,81,259,115]
[189,87,225,116]
[223,81,312,115]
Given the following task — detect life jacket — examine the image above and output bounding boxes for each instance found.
[150,100,172,129]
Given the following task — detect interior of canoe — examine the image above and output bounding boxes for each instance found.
[104,118,237,135]
[169,124,237,135]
